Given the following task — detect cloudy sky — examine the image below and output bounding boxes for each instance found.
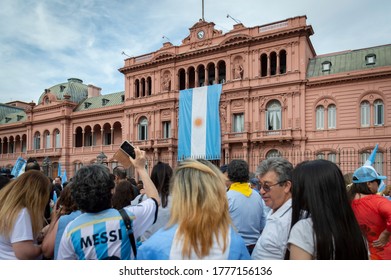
[0,0,390,103]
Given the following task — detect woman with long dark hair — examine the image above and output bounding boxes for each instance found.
[287,159,368,259]
[142,161,173,240]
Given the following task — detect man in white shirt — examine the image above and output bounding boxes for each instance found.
[251,157,293,260]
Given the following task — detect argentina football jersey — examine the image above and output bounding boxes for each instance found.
[57,208,135,260]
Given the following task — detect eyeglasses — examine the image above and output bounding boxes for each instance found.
[259,180,286,192]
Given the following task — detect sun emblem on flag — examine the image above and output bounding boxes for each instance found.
[194,117,203,127]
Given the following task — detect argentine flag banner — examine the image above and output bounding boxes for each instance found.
[11,156,26,177]
[178,84,222,160]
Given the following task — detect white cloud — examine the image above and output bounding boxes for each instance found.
[0,0,390,103]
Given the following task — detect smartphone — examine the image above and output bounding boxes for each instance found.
[120,140,136,159]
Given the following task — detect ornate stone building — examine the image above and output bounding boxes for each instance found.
[0,15,390,182]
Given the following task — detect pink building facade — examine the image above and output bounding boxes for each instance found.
[0,15,390,183]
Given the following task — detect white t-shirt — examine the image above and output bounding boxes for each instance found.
[142,195,172,241]
[251,199,292,260]
[287,217,315,258]
[0,208,35,260]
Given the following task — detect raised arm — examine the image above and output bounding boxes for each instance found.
[129,147,161,206]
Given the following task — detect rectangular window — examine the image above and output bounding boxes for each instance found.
[328,105,336,129]
[316,107,324,130]
[316,153,325,160]
[34,137,40,150]
[233,113,244,132]
[45,134,51,149]
[139,125,148,140]
[163,121,171,138]
[55,132,61,148]
[374,153,383,175]
[328,153,336,163]
[360,102,370,127]
[375,102,384,126]
[266,110,281,130]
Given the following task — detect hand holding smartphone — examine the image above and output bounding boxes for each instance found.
[120,140,135,159]
[113,141,136,168]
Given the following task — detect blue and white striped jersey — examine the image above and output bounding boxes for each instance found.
[57,198,157,260]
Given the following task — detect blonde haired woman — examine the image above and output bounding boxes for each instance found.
[137,159,250,259]
[0,170,50,259]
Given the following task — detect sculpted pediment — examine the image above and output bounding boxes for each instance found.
[153,52,175,61]
[220,34,251,46]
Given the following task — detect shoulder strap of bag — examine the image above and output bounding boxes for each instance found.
[138,193,145,204]
[118,208,137,258]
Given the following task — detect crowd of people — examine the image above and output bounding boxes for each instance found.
[0,146,390,260]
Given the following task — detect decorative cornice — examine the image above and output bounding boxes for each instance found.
[119,27,310,74]
[307,71,391,88]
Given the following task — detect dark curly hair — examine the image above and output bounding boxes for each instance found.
[112,180,135,210]
[72,164,115,213]
[56,182,78,214]
[227,159,249,183]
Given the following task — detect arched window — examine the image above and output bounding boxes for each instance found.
[207,63,215,85]
[266,149,281,158]
[260,53,268,77]
[9,136,14,154]
[141,78,146,97]
[327,153,336,163]
[198,65,205,87]
[138,117,148,140]
[270,52,277,76]
[217,60,226,83]
[316,106,324,130]
[34,132,41,150]
[266,100,281,130]
[188,67,195,88]
[178,69,186,90]
[147,77,152,96]
[316,153,325,159]
[135,79,140,98]
[374,99,384,126]
[84,126,92,146]
[328,104,336,129]
[44,131,51,149]
[360,101,370,127]
[279,50,287,74]
[54,130,61,148]
[22,134,27,152]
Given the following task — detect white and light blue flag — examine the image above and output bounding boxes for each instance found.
[58,162,62,177]
[11,156,26,177]
[364,144,386,192]
[62,169,68,183]
[364,144,378,167]
[178,84,222,160]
